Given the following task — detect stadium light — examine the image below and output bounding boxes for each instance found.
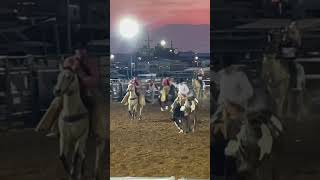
[110,54,115,60]
[195,56,199,60]
[160,40,166,47]
[119,17,140,39]
[119,17,140,78]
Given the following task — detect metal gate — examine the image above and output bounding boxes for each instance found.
[0,56,33,128]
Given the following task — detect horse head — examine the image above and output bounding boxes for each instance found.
[53,67,78,97]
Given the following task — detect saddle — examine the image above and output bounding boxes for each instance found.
[224,102,245,120]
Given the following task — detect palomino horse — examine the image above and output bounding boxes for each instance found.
[53,67,89,180]
[126,84,145,120]
[192,79,203,102]
[261,53,290,119]
[159,85,170,111]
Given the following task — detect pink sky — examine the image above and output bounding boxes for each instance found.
[110,0,210,31]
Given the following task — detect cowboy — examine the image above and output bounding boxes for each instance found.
[159,77,171,111]
[170,79,195,117]
[196,68,206,91]
[210,56,253,178]
[36,42,107,179]
[44,43,105,137]
[211,56,254,137]
[121,76,141,105]
[281,20,301,89]
[147,79,158,104]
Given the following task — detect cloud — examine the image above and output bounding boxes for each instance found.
[111,0,209,29]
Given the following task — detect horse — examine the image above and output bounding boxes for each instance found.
[223,109,283,180]
[212,86,283,180]
[192,78,203,102]
[262,53,290,119]
[159,85,171,111]
[53,67,89,180]
[126,84,145,120]
[172,95,198,133]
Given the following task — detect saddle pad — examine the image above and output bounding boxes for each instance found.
[160,91,167,102]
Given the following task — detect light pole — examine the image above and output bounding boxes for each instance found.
[195,56,199,66]
[119,17,140,78]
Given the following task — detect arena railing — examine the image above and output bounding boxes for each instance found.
[110,177,175,180]
[110,177,209,180]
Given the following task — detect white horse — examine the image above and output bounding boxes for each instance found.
[192,79,203,101]
[126,84,145,120]
[261,53,290,119]
[53,67,89,180]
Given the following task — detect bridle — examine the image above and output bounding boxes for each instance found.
[59,67,76,96]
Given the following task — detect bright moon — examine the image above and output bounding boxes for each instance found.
[119,18,140,39]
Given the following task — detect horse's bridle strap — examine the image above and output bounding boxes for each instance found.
[130,97,137,100]
[63,113,88,122]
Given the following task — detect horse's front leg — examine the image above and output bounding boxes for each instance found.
[139,105,143,120]
[128,105,133,120]
[94,137,105,180]
[70,149,79,179]
[59,128,72,178]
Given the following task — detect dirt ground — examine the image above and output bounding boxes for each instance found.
[274,116,320,180]
[110,102,210,178]
[2,103,320,180]
[0,130,109,180]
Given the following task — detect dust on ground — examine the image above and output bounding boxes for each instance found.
[110,102,210,178]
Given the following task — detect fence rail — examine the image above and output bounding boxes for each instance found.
[0,54,108,129]
[110,177,208,180]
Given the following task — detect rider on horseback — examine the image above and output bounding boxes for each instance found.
[121,76,141,105]
[196,68,206,91]
[39,42,107,179]
[170,79,196,120]
[160,77,171,111]
[211,56,254,136]
[211,56,254,177]
[280,20,302,89]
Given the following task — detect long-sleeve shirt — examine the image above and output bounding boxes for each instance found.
[171,82,190,96]
[215,68,253,108]
[162,79,170,86]
[64,56,99,90]
[148,83,157,91]
[132,79,140,88]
